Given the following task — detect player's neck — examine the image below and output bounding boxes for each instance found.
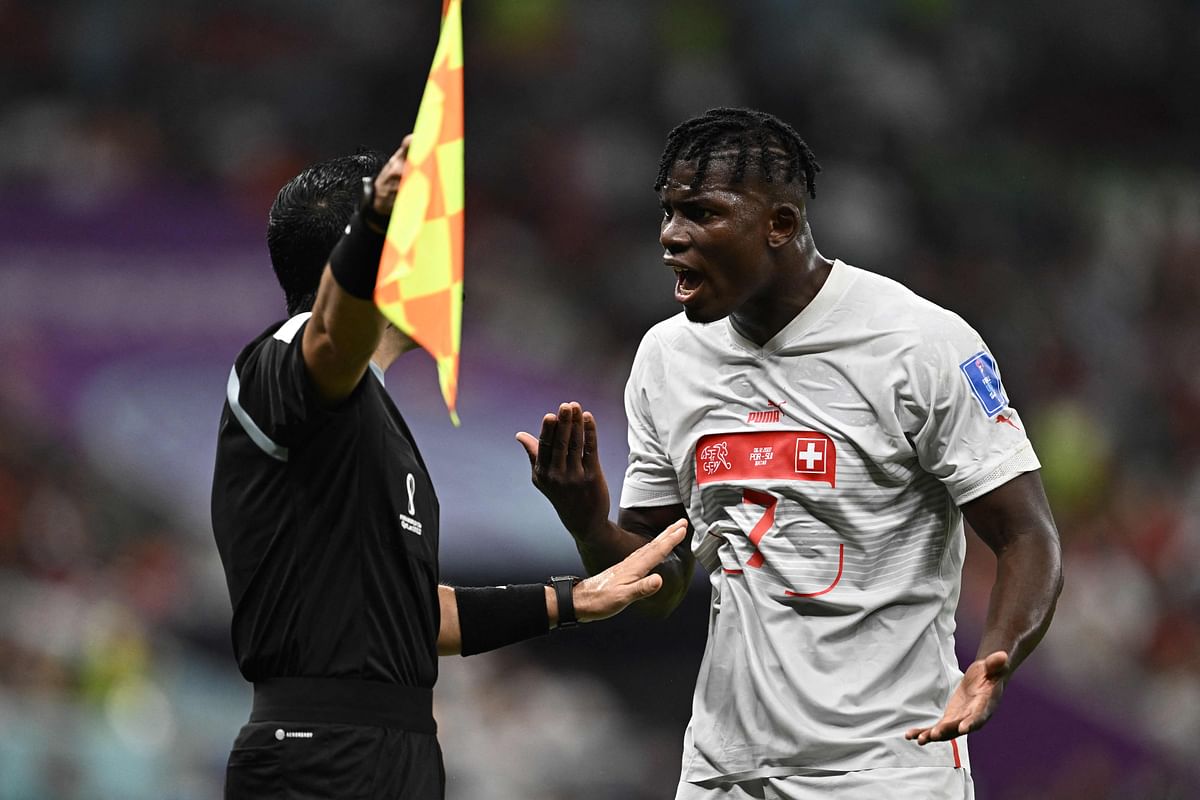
[731,248,833,347]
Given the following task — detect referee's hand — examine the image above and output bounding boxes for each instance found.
[371,135,413,217]
[571,519,688,623]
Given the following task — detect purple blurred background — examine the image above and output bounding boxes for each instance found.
[2,1,1199,797]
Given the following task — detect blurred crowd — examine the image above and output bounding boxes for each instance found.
[2,0,1199,796]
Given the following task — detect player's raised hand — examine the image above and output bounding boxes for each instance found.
[905,650,1010,745]
[571,519,687,622]
[516,402,611,536]
[371,134,413,217]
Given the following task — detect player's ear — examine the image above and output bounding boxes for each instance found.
[767,202,802,248]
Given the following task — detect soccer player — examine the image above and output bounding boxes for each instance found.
[210,139,687,800]
[519,108,1063,799]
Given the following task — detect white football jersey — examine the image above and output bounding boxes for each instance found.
[621,260,1040,782]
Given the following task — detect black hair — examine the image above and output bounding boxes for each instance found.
[267,149,386,316]
[653,107,820,199]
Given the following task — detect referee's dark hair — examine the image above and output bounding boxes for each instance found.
[268,149,386,316]
[654,108,821,200]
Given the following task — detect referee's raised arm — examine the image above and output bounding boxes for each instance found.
[302,137,412,405]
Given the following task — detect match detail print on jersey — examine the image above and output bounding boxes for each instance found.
[959,350,1008,417]
[695,430,837,488]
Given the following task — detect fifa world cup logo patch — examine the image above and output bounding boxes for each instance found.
[399,472,423,535]
[959,351,1008,417]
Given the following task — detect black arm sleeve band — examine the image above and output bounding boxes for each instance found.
[327,205,389,301]
[455,584,549,656]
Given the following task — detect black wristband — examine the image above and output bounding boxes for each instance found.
[327,178,390,301]
[548,575,581,629]
[455,584,549,656]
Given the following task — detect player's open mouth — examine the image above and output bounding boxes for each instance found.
[673,267,704,304]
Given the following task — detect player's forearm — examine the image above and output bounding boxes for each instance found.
[976,529,1063,671]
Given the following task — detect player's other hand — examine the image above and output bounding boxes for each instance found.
[516,402,611,537]
[905,651,1010,745]
[372,134,413,217]
[572,519,687,622]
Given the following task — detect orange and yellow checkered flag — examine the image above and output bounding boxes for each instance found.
[375,0,464,425]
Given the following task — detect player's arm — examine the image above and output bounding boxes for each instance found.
[435,519,688,656]
[612,504,694,616]
[301,138,410,405]
[517,403,695,618]
[906,470,1063,744]
[965,469,1062,673]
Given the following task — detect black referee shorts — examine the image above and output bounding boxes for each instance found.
[224,678,445,800]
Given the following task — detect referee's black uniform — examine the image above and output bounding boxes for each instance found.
[212,313,444,799]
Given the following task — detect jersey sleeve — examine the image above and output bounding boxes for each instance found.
[903,313,1041,505]
[226,315,339,456]
[620,330,683,508]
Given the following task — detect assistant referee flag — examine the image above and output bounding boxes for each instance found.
[375,0,464,425]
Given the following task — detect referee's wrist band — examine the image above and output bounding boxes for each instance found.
[455,583,549,656]
[548,575,582,630]
[327,178,390,301]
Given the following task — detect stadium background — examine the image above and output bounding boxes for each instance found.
[1,0,1199,797]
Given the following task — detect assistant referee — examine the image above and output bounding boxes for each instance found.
[210,138,686,799]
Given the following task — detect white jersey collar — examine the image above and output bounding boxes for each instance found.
[726,259,854,356]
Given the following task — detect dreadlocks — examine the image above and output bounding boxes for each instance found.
[654,108,821,199]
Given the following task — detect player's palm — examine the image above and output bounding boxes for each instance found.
[905,651,1010,744]
[517,403,611,536]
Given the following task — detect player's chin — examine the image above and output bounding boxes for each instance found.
[681,302,729,324]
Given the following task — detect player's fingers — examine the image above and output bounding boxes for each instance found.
[927,717,964,743]
[582,411,601,472]
[908,717,947,744]
[515,432,539,469]
[535,414,558,474]
[566,403,584,466]
[551,403,572,472]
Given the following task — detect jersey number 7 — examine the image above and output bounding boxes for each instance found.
[740,488,844,598]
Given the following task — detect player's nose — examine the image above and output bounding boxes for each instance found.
[660,214,687,253]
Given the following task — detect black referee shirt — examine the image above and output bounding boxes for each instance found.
[211,314,440,689]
